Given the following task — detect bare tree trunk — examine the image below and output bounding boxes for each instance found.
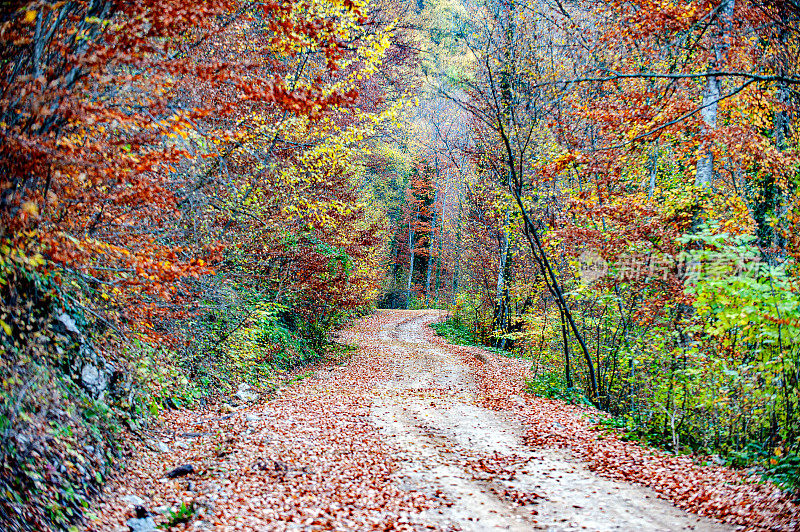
[406,205,419,307]
[425,186,439,304]
[696,0,736,188]
[494,208,510,347]
[559,306,574,389]
[648,145,658,201]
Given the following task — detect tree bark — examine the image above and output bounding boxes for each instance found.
[425,186,439,304]
[406,205,419,307]
[696,0,736,188]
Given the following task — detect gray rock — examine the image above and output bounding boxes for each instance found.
[81,364,101,386]
[126,517,156,532]
[14,432,29,449]
[236,390,258,402]
[145,439,170,453]
[245,414,259,423]
[122,495,145,506]
[710,454,726,466]
[81,362,110,398]
[57,313,80,335]
[237,382,251,392]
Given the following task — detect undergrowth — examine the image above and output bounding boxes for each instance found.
[524,371,593,406]
[430,317,513,357]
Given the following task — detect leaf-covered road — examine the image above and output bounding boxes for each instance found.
[93,311,795,531]
[365,312,730,531]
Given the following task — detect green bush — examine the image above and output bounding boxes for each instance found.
[526,371,593,406]
[764,452,800,493]
[431,318,476,346]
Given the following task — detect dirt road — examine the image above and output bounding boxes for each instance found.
[95,310,761,531]
[359,310,731,531]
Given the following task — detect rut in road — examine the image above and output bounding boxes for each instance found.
[362,310,731,532]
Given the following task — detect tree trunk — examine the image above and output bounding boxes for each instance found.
[493,208,510,348]
[559,307,573,389]
[425,186,439,304]
[406,205,418,307]
[696,0,736,188]
[648,145,658,200]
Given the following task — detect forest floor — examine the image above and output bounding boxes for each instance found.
[91,310,798,531]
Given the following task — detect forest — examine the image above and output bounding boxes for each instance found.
[1,0,799,530]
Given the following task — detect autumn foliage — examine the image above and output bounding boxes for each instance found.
[417,0,800,502]
[0,0,413,528]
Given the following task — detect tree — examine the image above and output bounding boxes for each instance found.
[0,1,413,527]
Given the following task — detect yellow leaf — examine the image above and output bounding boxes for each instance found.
[24,10,37,24]
[21,201,39,216]
[0,319,11,336]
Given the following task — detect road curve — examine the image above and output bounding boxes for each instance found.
[356,310,732,532]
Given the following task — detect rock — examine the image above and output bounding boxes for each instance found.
[245,414,259,423]
[122,495,145,506]
[14,432,29,450]
[56,313,81,336]
[81,364,107,396]
[79,353,116,399]
[179,432,210,438]
[166,464,195,478]
[53,313,120,399]
[126,516,156,532]
[221,403,236,413]
[237,382,251,392]
[236,390,258,402]
[144,437,172,453]
[127,508,155,532]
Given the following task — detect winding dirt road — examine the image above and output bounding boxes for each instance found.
[95,309,750,531]
[358,310,731,531]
